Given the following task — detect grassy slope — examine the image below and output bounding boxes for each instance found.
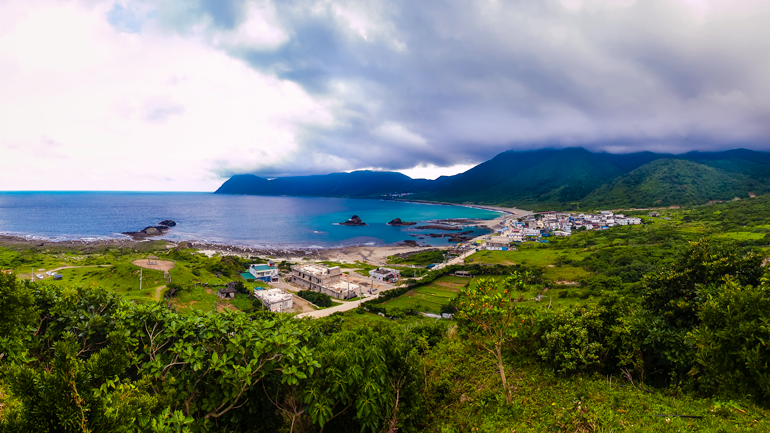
[0,246,267,313]
[423,338,770,432]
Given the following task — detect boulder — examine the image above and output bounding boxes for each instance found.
[159,220,177,227]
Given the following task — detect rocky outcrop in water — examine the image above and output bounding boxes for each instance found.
[338,215,367,226]
[413,225,461,231]
[387,218,416,226]
[122,220,177,240]
[410,230,475,243]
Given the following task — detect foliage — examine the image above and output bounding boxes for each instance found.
[643,239,762,330]
[297,290,333,308]
[302,325,424,432]
[455,274,529,404]
[693,277,770,402]
[534,307,605,374]
[387,250,446,267]
[0,273,37,363]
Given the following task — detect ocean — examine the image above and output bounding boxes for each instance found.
[0,192,502,248]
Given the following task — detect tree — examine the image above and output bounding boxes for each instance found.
[454,273,529,404]
[0,273,38,362]
[637,239,764,383]
[302,325,424,432]
[643,238,762,330]
[692,277,770,402]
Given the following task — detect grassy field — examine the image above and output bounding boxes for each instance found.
[1,245,271,312]
[467,248,592,282]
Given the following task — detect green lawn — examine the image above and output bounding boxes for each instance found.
[467,247,591,268]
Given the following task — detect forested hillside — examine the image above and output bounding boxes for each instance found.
[581,158,769,208]
[216,148,770,209]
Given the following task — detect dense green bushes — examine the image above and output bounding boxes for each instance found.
[297,290,333,307]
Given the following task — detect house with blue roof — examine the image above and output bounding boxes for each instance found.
[248,263,279,282]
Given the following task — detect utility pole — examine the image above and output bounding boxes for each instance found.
[139,268,143,292]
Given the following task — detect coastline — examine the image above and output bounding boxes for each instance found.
[0,233,435,267]
[0,197,515,262]
[390,198,531,217]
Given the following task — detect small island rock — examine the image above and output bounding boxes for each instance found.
[387,218,417,226]
[339,215,367,226]
[122,219,177,240]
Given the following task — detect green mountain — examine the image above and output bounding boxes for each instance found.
[216,171,451,198]
[582,158,769,208]
[427,148,625,206]
[215,148,770,209]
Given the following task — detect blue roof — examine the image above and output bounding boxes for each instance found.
[251,264,274,271]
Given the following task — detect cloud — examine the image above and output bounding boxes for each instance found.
[2,0,770,190]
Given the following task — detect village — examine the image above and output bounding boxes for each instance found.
[477,210,645,250]
[239,210,649,312]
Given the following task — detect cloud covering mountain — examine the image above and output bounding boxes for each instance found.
[2,0,770,190]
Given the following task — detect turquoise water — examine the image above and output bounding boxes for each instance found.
[0,192,502,248]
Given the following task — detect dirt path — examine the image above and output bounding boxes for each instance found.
[154,285,167,301]
[22,264,113,280]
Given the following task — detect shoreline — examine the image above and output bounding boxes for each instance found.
[0,233,438,266]
[0,199,517,261]
[390,198,531,217]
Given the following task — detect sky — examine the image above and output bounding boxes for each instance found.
[1,0,769,191]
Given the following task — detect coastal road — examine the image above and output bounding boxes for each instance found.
[296,296,374,318]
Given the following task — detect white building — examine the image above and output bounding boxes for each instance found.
[254,288,293,312]
[369,267,400,282]
[249,263,279,282]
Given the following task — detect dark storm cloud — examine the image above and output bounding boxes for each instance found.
[156,0,770,176]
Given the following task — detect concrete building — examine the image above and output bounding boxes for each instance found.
[254,288,293,312]
[369,267,400,282]
[485,236,511,250]
[290,263,342,291]
[249,263,280,282]
[290,263,360,299]
[325,281,360,299]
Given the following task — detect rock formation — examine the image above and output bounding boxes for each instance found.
[122,220,177,240]
[338,215,367,226]
[387,218,417,226]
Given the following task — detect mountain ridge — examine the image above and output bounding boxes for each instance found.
[215,147,770,209]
